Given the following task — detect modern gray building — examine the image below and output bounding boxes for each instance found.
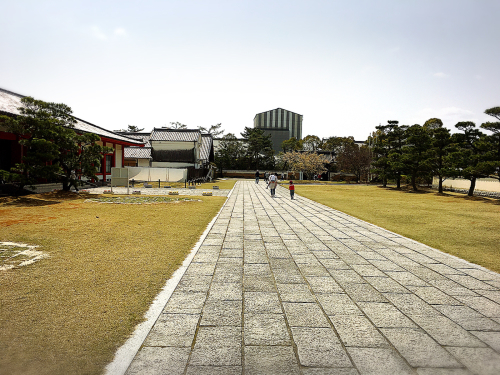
[254,108,303,153]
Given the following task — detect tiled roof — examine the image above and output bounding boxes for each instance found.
[124,147,152,159]
[117,132,151,147]
[0,88,143,146]
[200,134,213,162]
[150,128,201,142]
[0,88,22,115]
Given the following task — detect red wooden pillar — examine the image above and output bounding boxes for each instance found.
[102,153,106,182]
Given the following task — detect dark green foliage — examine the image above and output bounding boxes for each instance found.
[281,137,303,152]
[427,124,452,193]
[166,122,187,129]
[400,124,432,191]
[423,118,443,130]
[198,123,224,137]
[118,125,144,132]
[302,135,321,151]
[1,97,111,192]
[214,133,246,172]
[481,106,500,179]
[241,127,274,170]
[386,125,408,189]
[368,107,500,196]
[58,130,112,191]
[320,136,351,154]
[447,121,498,196]
[371,123,407,187]
[336,143,372,183]
[484,107,500,120]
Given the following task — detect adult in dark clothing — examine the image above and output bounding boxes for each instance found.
[255,170,260,184]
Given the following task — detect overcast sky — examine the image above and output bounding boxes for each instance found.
[2,0,499,140]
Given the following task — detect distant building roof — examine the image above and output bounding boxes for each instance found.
[200,134,214,163]
[150,128,201,142]
[117,132,151,147]
[124,146,152,159]
[0,88,144,146]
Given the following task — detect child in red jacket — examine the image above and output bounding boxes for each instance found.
[289,180,295,200]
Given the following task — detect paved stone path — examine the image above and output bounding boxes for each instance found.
[124,181,500,374]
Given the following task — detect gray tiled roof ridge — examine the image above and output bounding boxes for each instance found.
[116,132,151,136]
[72,116,145,145]
[152,127,202,132]
[0,87,24,98]
[150,127,202,142]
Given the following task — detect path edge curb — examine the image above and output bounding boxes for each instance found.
[104,185,236,375]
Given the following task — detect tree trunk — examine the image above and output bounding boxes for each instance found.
[468,177,476,196]
[411,173,418,191]
[438,175,443,193]
[382,176,387,188]
[396,174,401,189]
[62,176,71,191]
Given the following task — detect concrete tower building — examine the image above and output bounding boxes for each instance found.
[253,108,303,153]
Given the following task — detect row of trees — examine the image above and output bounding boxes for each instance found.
[0,97,111,192]
[215,127,275,171]
[281,135,373,181]
[370,106,500,196]
[118,122,225,137]
[120,120,372,181]
[215,128,373,181]
[162,122,225,137]
[10,97,494,196]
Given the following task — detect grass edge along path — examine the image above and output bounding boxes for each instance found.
[296,184,500,273]
[0,193,227,375]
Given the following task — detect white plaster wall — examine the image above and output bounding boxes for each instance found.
[151,161,193,168]
[150,141,195,151]
[138,159,150,167]
[115,145,123,168]
[434,177,500,193]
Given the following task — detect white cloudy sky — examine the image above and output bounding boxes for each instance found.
[1,0,499,140]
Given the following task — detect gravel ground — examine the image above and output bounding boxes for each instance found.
[81,186,232,197]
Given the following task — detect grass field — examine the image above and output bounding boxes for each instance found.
[2,181,499,374]
[0,192,227,375]
[297,184,500,272]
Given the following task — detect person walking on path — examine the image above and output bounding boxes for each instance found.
[289,180,295,199]
[255,170,260,184]
[268,173,277,197]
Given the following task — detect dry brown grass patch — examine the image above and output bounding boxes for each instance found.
[0,193,226,375]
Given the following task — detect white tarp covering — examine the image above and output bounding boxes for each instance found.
[126,167,187,182]
[168,168,187,182]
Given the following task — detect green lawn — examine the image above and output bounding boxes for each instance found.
[297,184,500,272]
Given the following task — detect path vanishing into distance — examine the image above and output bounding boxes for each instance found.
[112,180,500,375]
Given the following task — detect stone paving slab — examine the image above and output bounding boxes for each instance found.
[123,181,500,374]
